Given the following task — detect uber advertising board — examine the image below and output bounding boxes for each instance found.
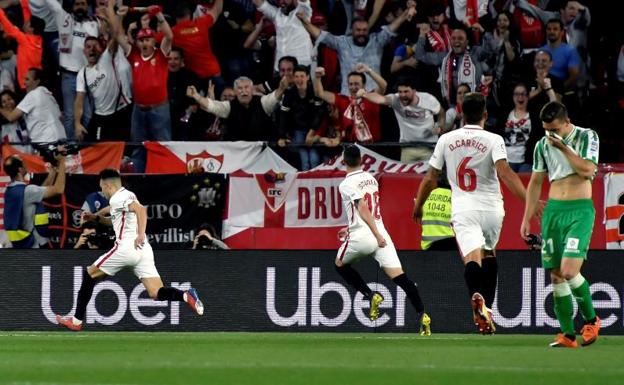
[0,250,622,333]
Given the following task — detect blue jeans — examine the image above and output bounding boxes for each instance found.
[293,130,320,171]
[61,71,92,139]
[509,162,532,173]
[131,102,172,173]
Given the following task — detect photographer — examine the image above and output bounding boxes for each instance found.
[191,223,229,250]
[3,153,66,248]
[73,220,99,250]
[73,220,114,250]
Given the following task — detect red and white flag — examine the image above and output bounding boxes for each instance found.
[1,142,125,174]
[604,173,624,249]
[312,144,429,174]
[144,141,296,174]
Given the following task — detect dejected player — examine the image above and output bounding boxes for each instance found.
[335,144,431,335]
[413,93,531,334]
[56,169,203,331]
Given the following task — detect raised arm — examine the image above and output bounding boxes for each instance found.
[186,86,231,118]
[0,8,24,41]
[296,10,321,40]
[388,2,416,33]
[112,5,132,55]
[207,0,223,20]
[358,89,391,105]
[42,156,66,199]
[255,0,278,21]
[152,6,173,55]
[313,67,336,105]
[413,25,445,65]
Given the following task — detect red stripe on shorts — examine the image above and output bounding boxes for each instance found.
[338,239,350,261]
[118,211,126,240]
[96,243,119,268]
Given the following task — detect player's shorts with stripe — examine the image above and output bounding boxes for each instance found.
[541,199,594,269]
[337,227,402,268]
[93,241,160,279]
[451,210,504,257]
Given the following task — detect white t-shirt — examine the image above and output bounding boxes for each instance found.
[109,187,140,244]
[429,125,507,213]
[388,92,441,143]
[76,49,128,116]
[503,110,531,164]
[17,86,66,143]
[339,170,385,234]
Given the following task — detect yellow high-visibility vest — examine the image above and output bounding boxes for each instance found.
[421,187,454,250]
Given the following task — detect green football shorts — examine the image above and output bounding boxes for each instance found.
[540,199,595,269]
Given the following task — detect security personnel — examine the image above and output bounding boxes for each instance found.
[3,154,66,248]
[420,174,456,250]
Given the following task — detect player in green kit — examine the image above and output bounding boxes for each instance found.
[520,101,601,348]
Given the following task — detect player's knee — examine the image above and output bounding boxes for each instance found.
[561,269,578,281]
[550,270,565,283]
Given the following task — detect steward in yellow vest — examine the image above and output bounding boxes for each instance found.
[420,178,455,250]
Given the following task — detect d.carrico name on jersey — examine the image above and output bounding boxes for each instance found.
[448,138,488,153]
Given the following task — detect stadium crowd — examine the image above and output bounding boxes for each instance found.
[0,0,621,172]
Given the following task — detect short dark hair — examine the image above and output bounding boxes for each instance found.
[278,56,298,68]
[99,168,121,181]
[540,101,568,123]
[293,65,309,75]
[351,16,368,27]
[461,92,487,124]
[0,89,18,104]
[535,49,553,61]
[29,16,45,36]
[546,18,564,29]
[81,220,98,230]
[347,71,366,85]
[175,0,193,19]
[343,144,361,167]
[84,36,103,48]
[3,155,23,179]
[396,76,416,89]
[197,222,216,237]
[170,46,185,58]
[28,67,44,83]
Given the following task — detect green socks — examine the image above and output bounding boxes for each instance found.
[567,274,596,321]
[553,282,575,336]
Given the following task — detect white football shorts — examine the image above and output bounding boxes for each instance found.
[336,227,402,268]
[93,240,160,279]
[451,210,504,257]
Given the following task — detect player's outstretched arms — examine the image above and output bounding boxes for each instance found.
[356,199,386,248]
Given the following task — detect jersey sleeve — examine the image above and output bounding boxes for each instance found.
[120,192,138,212]
[339,183,363,203]
[532,138,547,172]
[428,136,445,170]
[580,129,599,165]
[491,135,507,163]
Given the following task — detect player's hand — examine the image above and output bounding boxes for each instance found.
[135,233,146,249]
[546,132,566,150]
[520,220,530,241]
[375,234,387,248]
[412,199,423,222]
[82,212,98,223]
[337,227,348,242]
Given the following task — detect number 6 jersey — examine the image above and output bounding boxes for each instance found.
[339,170,384,233]
[429,125,508,214]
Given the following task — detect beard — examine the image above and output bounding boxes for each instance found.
[353,36,369,47]
[74,9,88,21]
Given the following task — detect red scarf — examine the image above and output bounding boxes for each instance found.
[427,25,451,52]
[344,98,372,143]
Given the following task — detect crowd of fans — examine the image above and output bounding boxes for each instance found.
[0,0,621,172]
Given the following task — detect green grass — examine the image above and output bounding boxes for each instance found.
[0,332,621,385]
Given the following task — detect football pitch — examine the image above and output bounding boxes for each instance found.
[0,332,621,385]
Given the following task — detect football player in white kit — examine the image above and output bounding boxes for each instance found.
[56,169,204,331]
[413,93,531,334]
[336,145,431,335]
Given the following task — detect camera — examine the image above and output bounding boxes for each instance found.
[39,142,79,166]
[196,234,213,249]
[85,231,114,249]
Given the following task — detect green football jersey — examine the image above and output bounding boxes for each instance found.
[532,125,599,182]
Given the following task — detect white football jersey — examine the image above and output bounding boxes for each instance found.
[339,170,385,233]
[108,187,140,243]
[429,125,507,213]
